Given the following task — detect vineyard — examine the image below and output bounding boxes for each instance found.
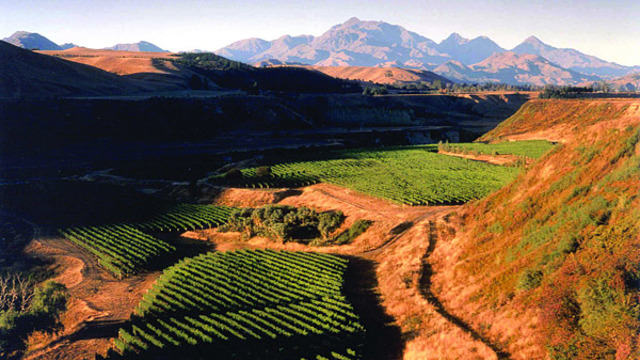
[133,204,234,233]
[59,225,175,277]
[107,250,363,360]
[211,146,520,205]
[438,140,555,159]
[58,204,234,276]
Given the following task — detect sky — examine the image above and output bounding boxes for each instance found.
[1,0,639,66]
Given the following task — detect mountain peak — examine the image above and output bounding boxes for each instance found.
[523,35,545,46]
[343,17,362,26]
[444,32,467,44]
[3,31,61,50]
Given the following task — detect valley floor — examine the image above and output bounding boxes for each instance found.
[20,182,526,360]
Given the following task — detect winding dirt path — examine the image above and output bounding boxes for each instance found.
[418,221,511,360]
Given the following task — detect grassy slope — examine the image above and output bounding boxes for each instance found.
[441,100,640,359]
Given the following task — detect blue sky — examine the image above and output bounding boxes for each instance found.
[2,0,639,66]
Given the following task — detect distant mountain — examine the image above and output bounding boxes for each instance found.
[60,43,78,50]
[435,52,600,86]
[216,18,640,85]
[105,41,168,52]
[0,41,149,97]
[216,17,451,69]
[437,33,504,65]
[3,31,61,50]
[253,59,307,67]
[512,36,630,78]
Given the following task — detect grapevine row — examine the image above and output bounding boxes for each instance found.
[109,250,364,359]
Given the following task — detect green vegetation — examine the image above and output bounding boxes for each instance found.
[59,225,175,278]
[329,220,374,246]
[0,277,68,357]
[173,53,361,93]
[219,205,370,246]
[539,85,594,99]
[133,204,234,233]
[438,140,555,159]
[212,146,520,205]
[108,250,363,360]
[58,205,235,277]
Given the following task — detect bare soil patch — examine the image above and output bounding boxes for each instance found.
[438,151,526,166]
[22,238,159,360]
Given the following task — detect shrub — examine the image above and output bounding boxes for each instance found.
[332,220,374,245]
[517,268,544,290]
[256,166,272,178]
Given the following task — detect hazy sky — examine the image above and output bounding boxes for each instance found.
[2,0,639,66]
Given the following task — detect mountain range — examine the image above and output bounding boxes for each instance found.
[4,21,639,87]
[215,17,640,85]
[2,31,168,53]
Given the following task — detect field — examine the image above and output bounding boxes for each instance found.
[438,140,555,158]
[211,145,522,205]
[109,250,363,360]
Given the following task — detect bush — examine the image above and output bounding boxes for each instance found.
[517,268,544,290]
[332,220,374,245]
[220,205,346,244]
[256,166,272,178]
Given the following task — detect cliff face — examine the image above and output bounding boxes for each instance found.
[434,100,640,359]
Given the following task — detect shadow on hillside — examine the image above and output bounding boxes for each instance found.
[343,256,404,360]
[145,231,217,271]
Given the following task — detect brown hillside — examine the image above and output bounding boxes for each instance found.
[38,47,177,75]
[0,41,167,97]
[37,47,203,87]
[432,99,640,358]
[305,66,452,85]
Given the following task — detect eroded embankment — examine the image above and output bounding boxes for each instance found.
[427,99,640,359]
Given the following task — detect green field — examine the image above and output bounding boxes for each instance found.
[212,145,521,205]
[110,250,363,360]
[438,140,555,159]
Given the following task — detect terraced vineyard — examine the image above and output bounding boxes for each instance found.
[212,146,520,205]
[438,140,555,159]
[59,225,175,277]
[108,249,363,360]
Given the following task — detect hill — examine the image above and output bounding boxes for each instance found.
[38,49,361,94]
[431,99,640,358]
[0,41,160,97]
[435,52,600,86]
[303,65,452,85]
[2,31,61,50]
[608,72,640,91]
[104,41,169,52]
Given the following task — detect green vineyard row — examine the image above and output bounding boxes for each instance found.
[108,249,364,360]
[58,205,234,276]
